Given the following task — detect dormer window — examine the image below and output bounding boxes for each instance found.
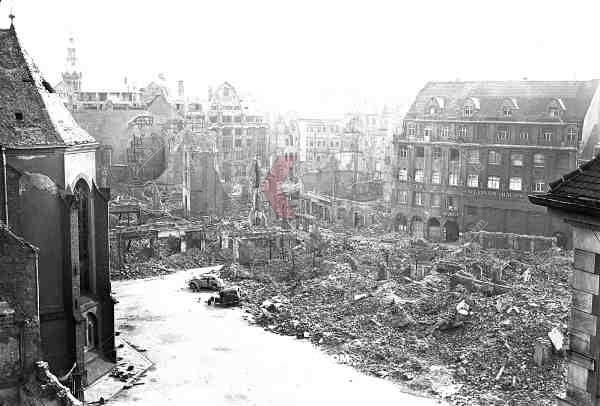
[501,98,518,118]
[14,112,23,121]
[426,97,444,116]
[548,98,565,118]
[463,105,473,117]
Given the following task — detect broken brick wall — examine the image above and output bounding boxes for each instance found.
[188,151,226,217]
[0,227,42,404]
[464,230,555,252]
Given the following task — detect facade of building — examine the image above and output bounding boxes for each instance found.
[293,118,343,167]
[392,81,600,244]
[0,23,114,403]
[179,82,269,216]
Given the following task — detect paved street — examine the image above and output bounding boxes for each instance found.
[109,268,442,406]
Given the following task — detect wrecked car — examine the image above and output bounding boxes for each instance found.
[207,286,241,307]
[188,274,224,291]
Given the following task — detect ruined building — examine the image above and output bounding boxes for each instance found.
[530,157,600,405]
[393,80,600,245]
[0,22,114,403]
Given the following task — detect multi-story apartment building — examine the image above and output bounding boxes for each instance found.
[203,82,268,180]
[293,118,344,167]
[392,81,600,245]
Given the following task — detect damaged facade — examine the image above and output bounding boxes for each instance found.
[0,23,114,404]
[393,80,600,245]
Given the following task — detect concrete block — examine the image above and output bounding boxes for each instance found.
[574,228,600,255]
[574,249,600,274]
[570,330,592,355]
[568,362,589,392]
[572,290,594,313]
[570,310,598,336]
[572,269,600,295]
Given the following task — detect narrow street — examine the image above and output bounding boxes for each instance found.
[109,268,442,406]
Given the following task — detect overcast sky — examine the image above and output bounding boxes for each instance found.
[6,0,600,117]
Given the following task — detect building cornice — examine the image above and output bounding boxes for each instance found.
[394,140,578,151]
[404,118,581,126]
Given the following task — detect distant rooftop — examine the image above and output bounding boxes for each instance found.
[406,80,599,122]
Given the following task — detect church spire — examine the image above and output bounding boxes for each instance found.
[62,36,82,93]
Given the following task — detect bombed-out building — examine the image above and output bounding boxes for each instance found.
[392,80,600,246]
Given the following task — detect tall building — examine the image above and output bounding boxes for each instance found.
[293,118,343,166]
[0,22,114,403]
[392,80,600,245]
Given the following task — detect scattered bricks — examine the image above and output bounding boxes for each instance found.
[533,338,552,366]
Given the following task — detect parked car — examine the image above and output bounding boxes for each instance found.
[188,274,224,291]
[207,286,241,307]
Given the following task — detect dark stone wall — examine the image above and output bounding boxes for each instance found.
[94,186,115,361]
[0,228,41,386]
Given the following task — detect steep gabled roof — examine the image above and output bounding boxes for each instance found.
[529,156,600,215]
[406,80,599,122]
[0,26,96,148]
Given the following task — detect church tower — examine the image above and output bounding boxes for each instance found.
[62,36,82,93]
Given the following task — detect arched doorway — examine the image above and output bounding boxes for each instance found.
[444,220,459,242]
[74,179,91,293]
[393,213,407,232]
[427,218,441,241]
[410,216,425,239]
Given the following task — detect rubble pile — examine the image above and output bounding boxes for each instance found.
[111,241,228,280]
[221,235,571,405]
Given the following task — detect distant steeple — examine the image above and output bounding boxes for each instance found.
[62,36,82,93]
[8,13,14,28]
[66,37,78,72]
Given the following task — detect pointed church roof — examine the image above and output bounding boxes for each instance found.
[0,26,96,148]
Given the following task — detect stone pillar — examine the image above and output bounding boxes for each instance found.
[559,227,600,405]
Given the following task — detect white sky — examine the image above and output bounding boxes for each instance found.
[6,0,600,117]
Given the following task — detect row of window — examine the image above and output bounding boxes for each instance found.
[405,123,578,143]
[396,191,458,208]
[306,125,339,133]
[398,168,545,191]
[398,147,567,168]
[309,140,341,148]
[427,99,564,119]
[208,115,262,124]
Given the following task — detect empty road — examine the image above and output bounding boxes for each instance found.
[109,267,442,406]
